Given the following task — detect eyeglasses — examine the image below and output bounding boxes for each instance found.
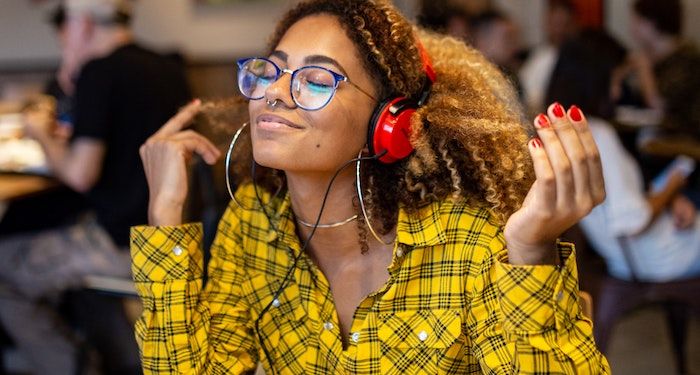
[236,57,377,111]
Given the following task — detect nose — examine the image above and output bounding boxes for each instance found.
[264,71,296,109]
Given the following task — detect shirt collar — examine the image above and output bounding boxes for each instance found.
[396,200,447,247]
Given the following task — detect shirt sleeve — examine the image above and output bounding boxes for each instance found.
[466,233,611,374]
[130,205,258,374]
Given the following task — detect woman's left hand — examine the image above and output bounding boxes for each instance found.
[671,194,696,230]
[504,103,606,265]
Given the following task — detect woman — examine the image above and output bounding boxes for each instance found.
[132,0,609,373]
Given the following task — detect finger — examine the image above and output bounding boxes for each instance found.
[567,105,606,205]
[527,137,556,218]
[172,134,221,165]
[533,111,575,213]
[170,130,222,164]
[153,99,202,138]
[547,102,592,214]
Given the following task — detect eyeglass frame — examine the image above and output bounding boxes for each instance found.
[236,57,378,111]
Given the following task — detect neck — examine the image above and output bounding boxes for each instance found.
[286,168,364,256]
[88,27,132,59]
[647,35,680,63]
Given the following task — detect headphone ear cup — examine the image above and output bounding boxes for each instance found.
[367,98,394,158]
[367,97,416,163]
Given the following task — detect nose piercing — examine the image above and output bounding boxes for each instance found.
[266,99,278,108]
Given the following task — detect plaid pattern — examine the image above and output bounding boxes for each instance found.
[131,184,610,374]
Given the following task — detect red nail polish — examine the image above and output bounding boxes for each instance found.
[535,114,550,128]
[552,103,565,118]
[569,105,583,122]
[530,138,543,149]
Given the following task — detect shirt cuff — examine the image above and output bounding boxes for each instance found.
[130,223,204,283]
[495,241,579,335]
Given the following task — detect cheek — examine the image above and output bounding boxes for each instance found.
[327,102,372,147]
[309,110,368,153]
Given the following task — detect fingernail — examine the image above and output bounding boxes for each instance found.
[529,138,543,149]
[569,105,583,122]
[192,98,201,105]
[552,102,565,118]
[535,114,550,129]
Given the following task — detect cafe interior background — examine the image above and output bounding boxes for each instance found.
[1,0,700,374]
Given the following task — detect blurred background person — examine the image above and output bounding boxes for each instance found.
[546,29,700,352]
[626,0,700,138]
[622,0,700,207]
[469,10,524,97]
[548,28,700,285]
[417,0,472,41]
[520,0,579,115]
[546,28,700,365]
[46,3,79,138]
[0,4,87,238]
[0,0,190,373]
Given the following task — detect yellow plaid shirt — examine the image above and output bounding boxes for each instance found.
[131,184,610,374]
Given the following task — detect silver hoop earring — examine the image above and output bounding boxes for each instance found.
[266,98,278,108]
[355,150,395,245]
[225,122,253,210]
[225,122,284,211]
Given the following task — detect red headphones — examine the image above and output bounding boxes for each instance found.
[367,42,437,163]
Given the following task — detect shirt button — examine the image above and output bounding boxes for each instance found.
[396,248,404,257]
[351,332,360,343]
[271,299,281,308]
[172,246,183,256]
[323,322,334,331]
[417,330,428,342]
[556,291,564,301]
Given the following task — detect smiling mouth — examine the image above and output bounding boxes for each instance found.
[256,114,304,130]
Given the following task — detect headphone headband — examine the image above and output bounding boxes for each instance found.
[367,40,436,164]
[416,41,437,84]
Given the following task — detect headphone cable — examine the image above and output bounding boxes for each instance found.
[251,150,386,374]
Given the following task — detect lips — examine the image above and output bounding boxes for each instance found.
[256,114,304,130]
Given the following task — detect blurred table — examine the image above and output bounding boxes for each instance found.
[0,174,59,202]
[639,136,700,161]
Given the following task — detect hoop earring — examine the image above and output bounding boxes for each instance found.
[225,122,284,211]
[355,150,395,245]
[225,122,255,210]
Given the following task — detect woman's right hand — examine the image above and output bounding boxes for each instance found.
[139,99,222,226]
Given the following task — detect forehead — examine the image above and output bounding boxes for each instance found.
[274,14,361,67]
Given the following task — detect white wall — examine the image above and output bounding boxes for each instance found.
[0,0,303,68]
[2,0,700,69]
[0,0,62,66]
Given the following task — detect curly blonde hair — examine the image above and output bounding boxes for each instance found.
[201,0,534,236]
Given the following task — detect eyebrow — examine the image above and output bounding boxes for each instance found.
[270,50,349,76]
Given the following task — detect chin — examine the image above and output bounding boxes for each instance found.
[251,146,291,171]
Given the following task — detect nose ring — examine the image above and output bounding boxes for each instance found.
[266,99,278,108]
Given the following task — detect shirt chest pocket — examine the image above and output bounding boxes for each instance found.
[377,309,465,374]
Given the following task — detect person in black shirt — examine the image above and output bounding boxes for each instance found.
[0,1,190,373]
